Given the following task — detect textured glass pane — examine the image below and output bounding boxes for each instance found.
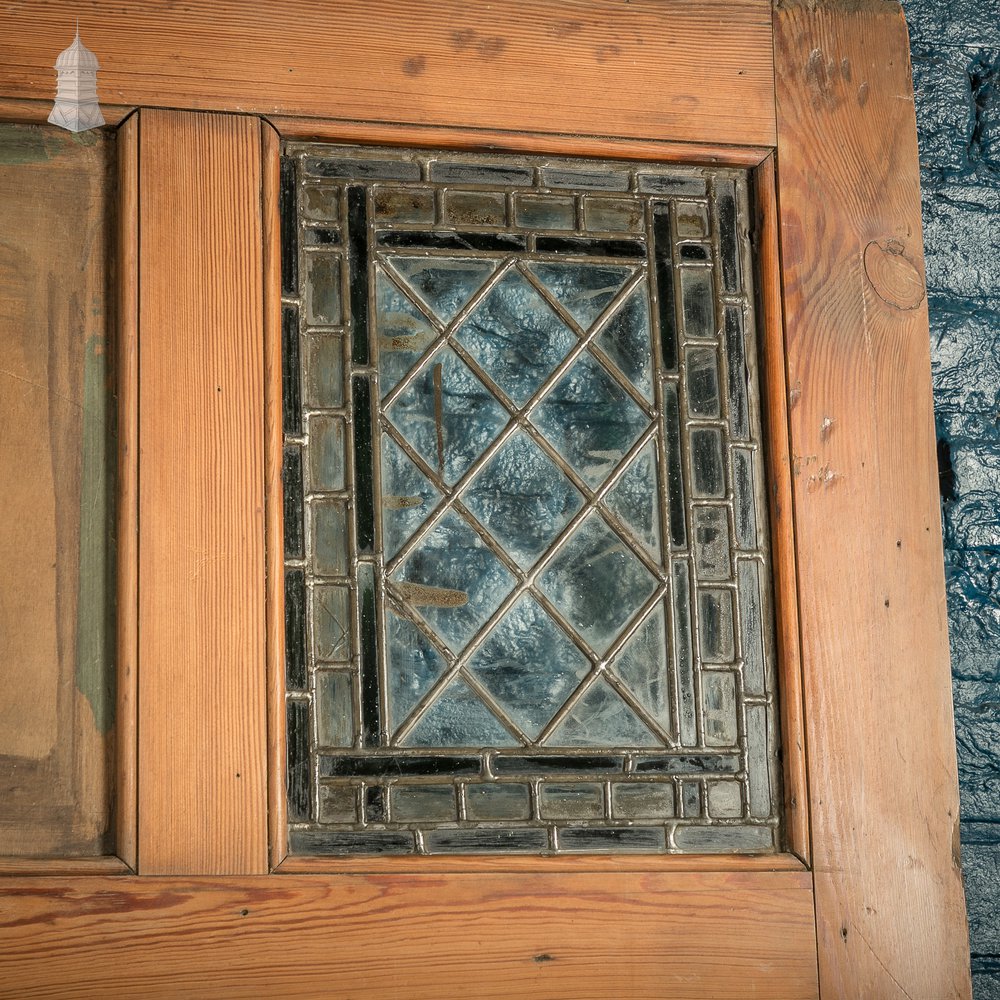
[686,346,721,418]
[375,267,437,397]
[303,335,344,408]
[389,256,498,324]
[680,267,716,339]
[384,610,449,734]
[698,589,735,663]
[533,353,649,489]
[464,431,583,570]
[690,427,725,498]
[604,441,661,558]
[514,195,575,230]
[312,500,348,576]
[694,506,731,581]
[309,415,345,491]
[547,679,659,747]
[305,253,342,325]
[595,283,653,399]
[539,782,603,819]
[313,584,351,663]
[454,269,576,406]
[402,678,517,748]
[610,604,670,733]
[465,783,531,820]
[387,348,509,486]
[525,261,634,331]
[391,510,515,653]
[283,144,778,856]
[316,671,354,747]
[468,595,590,739]
[379,435,441,560]
[539,512,658,655]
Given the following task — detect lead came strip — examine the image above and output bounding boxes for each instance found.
[281,143,781,854]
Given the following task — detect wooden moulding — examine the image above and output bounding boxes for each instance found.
[115,110,140,875]
[751,153,811,866]
[773,2,971,996]
[0,0,776,148]
[261,126,808,877]
[261,120,289,870]
[136,109,269,875]
[0,872,818,999]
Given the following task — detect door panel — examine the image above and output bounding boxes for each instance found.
[0,1,972,996]
[0,872,817,999]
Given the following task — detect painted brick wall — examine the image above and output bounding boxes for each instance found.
[902,1,1000,995]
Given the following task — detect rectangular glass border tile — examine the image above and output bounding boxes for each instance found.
[280,142,782,856]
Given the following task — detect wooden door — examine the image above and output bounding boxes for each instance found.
[0,2,971,997]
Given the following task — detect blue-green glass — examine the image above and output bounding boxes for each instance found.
[546,678,658,747]
[533,352,649,488]
[454,269,576,407]
[380,434,441,560]
[375,267,438,397]
[385,609,449,734]
[610,603,670,733]
[386,347,509,486]
[402,677,518,748]
[463,431,582,570]
[603,440,661,558]
[539,511,658,654]
[467,595,589,739]
[391,510,516,653]
[595,283,653,399]
[389,256,498,325]
[525,261,634,331]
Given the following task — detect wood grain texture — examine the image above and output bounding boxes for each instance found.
[261,121,288,870]
[773,3,971,996]
[0,873,818,999]
[0,0,776,148]
[115,111,139,873]
[753,154,811,864]
[137,110,267,875]
[270,115,772,168]
[277,852,808,875]
[0,123,116,858]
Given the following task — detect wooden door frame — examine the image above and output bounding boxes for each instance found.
[0,2,971,997]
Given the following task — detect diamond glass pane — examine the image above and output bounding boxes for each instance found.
[282,143,781,856]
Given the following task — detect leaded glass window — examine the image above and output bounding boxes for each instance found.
[280,144,781,855]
